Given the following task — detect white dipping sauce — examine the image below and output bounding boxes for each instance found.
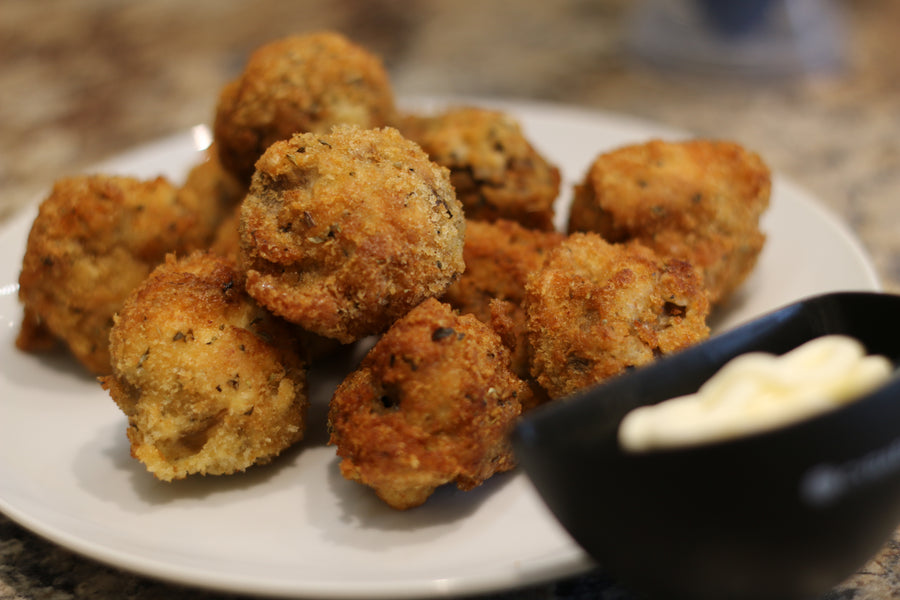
[619,335,893,452]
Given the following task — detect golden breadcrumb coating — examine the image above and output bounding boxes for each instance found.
[440,219,564,382]
[524,233,711,399]
[209,203,343,361]
[486,298,551,411]
[399,107,561,230]
[17,175,220,374]
[179,144,247,229]
[214,31,396,183]
[327,298,530,509]
[16,307,58,353]
[442,219,565,323]
[568,139,771,304]
[101,251,308,481]
[209,204,242,265]
[239,124,466,344]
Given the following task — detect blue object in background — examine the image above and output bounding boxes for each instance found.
[626,0,845,77]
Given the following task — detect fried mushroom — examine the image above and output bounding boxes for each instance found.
[568,139,771,304]
[101,251,308,481]
[179,143,247,228]
[524,233,711,399]
[239,124,466,344]
[400,107,561,230]
[214,31,396,183]
[327,298,530,510]
[440,218,564,383]
[17,175,219,374]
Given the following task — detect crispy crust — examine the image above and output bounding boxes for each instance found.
[568,139,770,304]
[524,233,711,399]
[399,107,560,230]
[327,298,529,509]
[440,219,564,382]
[214,31,396,183]
[209,203,242,265]
[442,219,565,322]
[180,144,247,225]
[101,251,308,481]
[239,125,466,343]
[17,175,218,374]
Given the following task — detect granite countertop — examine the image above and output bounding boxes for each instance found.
[2,1,900,599]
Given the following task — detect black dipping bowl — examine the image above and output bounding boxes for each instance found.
[513,292,900,600]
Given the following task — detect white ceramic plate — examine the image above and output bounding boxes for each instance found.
[0,99,881,599]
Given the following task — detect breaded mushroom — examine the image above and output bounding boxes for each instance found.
[399,107,561,230]
[17,175,221,374]
[239,124,466,344]
[179,144,247,228]
[568,139,771,304]
[209,204,242,265]
[178,146,248,267]
[101,251,308,481]
[327,298,530,510]
[442,219,565,323]
[440,219,564,381]
[524,233,710,399]
[214,31,396,183]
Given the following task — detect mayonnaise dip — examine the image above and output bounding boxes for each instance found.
[619,335,894,452]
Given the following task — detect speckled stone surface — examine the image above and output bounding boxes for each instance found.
[2,1,900,599]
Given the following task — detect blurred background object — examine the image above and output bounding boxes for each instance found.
[2,1,900,599]
[626,0,847,77]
